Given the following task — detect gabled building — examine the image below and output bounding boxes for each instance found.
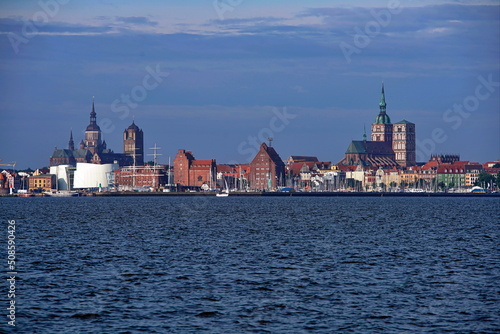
[249,143,285,191]
[216,164,249,191]
[173,149,216,189]
[286,156,319,166]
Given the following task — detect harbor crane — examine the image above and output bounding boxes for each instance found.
[0,159,16,168]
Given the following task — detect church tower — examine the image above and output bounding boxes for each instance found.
[123,121,144,166]
[393,120,416,167]
[68,130,74,151]
[84,97,102,154]
[371,83,393,143]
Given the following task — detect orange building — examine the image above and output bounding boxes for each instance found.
[29,174,56,191]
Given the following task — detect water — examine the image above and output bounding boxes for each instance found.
[1,196,499,333]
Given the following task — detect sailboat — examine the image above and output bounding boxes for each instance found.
[216,178,229,197]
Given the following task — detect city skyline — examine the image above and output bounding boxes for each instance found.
[1,0,499,169]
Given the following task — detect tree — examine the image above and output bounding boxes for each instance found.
[475,172,495,187]
[492,163,500,168]
[400,181,408,188]
[437,181,446,190]
[379,183,386,191]
[389,181,397,189]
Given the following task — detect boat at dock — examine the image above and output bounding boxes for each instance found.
[44,191,80,197]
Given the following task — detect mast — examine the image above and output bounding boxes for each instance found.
[168,156,171,188]
[147,144,162,190]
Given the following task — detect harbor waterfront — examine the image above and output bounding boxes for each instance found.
[2,196,499,333]
[2,191,500,198]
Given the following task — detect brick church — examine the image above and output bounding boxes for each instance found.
[338,84,416,168]
[50,98,144,167]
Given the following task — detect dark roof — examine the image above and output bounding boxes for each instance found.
[346,140,393,155]
[73,149,92,159]
[265,145,285,167]
[86,123,101,131]
[346,141,367,154]
[288,156,319,163]
[394,119,414,125]
[127,121,140,131]
[51,149,73,158]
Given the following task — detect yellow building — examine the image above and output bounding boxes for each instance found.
[29,174,56,191]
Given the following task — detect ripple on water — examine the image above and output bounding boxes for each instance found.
[3,196,499,333]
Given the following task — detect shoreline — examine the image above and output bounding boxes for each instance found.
[2,191,499,198]
[93,191,500,197]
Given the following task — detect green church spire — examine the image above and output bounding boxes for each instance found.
[374,82,391,124]
[379,82,386,111]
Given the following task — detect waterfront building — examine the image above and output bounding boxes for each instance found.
[114,165,167,190]
[173,149,217,189]
[73,162,118,189]
[465,164,483,187]
[28,174,56,191]
[287,160,331,191]
[248,143,285,191]
[49,165,76,191]
[216,164,250,191]
[436,163,467,189]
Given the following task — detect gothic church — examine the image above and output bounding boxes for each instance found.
[50,98,144,167]
[339,84,416,168]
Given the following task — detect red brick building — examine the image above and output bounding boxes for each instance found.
[249,143,285,191]
[114,165,168,190]
[217,164,250,190]
[173,149,216,189]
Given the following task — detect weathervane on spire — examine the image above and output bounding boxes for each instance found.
[268,137,273,147]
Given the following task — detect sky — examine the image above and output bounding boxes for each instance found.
[0,0,499,169]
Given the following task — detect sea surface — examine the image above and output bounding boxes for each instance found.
[1,196,499,333]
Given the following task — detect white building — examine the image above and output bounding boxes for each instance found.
[49,165,73,191]
[73,163,118,189]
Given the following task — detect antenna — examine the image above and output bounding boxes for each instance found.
[268,137,273,147]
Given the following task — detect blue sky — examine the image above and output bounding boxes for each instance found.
[1,0,499,169]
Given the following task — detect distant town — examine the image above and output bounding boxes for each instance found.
[1,85,499,196]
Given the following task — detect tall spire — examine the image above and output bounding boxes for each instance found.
[379,82,386,112]
[374,82,391,124]
[363,124,367,141]
[90,96,96,123]
[68,129,74,151]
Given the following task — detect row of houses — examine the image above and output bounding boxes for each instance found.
[3,147,499,193]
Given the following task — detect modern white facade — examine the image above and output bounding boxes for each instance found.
[73,163,118,189]
[49,165,72,191]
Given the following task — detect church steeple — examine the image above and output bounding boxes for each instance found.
[85,96,102,154]
[374,82,391,125]
[379,83,386,111]
[68,130,74,151]
[90,96,97,125]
